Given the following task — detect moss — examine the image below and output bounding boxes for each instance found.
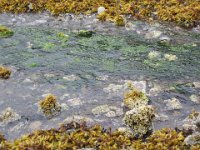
[0,66,11,79]
[123,88,149,110]
[0,0,199,27]
[0,25,14,38]
[39,94,61,119]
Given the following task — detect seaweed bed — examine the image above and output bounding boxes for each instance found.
[0,0,200,27]
[0,121,199,150]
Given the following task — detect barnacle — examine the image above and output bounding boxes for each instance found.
[123,88,149,110]
[0,66,11,79]
[0,25,14,38]
[39,94,61,119]
[123,105,155,138]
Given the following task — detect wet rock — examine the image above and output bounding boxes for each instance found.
[92,105,123,117]
[61,103,69,111]
[164,54,178,61]
[190,95,200,104]
[154,113,169,122]
[63,74,79,81]
[0,107,20,125]
[105,111,116,118]
[164,98,182,110]
[98,7,105,15]
[60,93,70,101]
[29,121,42,130]
[67,98,83,106]
[10,122,26,132]
[117,126,133,137]
[158,35,171,45]
[92,105,110,115]
[148,51,161,60]
[193,82,200,88]
[145,30,162,39]
[184,132,200,146]
[62,115,94,125]
[182,110,200,132]
[123,105,155,137]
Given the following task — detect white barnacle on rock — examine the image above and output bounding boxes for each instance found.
[164,54,177,61]
[123,105,155,137]
[164,98,182,110]
[0,107,20,125]
[148,51,161,60]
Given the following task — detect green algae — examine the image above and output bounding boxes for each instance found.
[0,25,14,38]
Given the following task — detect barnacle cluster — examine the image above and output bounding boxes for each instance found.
[39,94,61,119]
[0,122,199,149]
[0,0,199,27]
[123,105,155,138]
[123,88,149,110]
[0,66,11,79]
[0,25,14,38]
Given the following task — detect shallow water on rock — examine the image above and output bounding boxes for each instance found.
[0,13,200,140]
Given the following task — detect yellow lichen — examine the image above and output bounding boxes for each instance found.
[0,66,11,79]
[114,15,125,26]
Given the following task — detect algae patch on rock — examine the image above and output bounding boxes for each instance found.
[0,25,14,38]
[39,94,61,119]
[0,66,11,79]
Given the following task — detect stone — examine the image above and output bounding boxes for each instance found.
[184,132,200,146]
[164,98,182,110]
[0,107,20,125]
[145,30,162,39]
[97,7,106,15]
[154,113,169,122]
[190,95,200,104]
[193,82,200,88]
[105,111,116,118]
[62,115,94,125]
[63,74,79,81]
[159,35,171,45]
[61,103,69,111]
[67,98,83,106]
[92,105,110,115]
[164,54,177,61]
[148,51,161,60]
[29,121,42,130]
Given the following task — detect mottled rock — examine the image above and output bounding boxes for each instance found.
[164,54,178,61]
[61,103,69,111]
[190,95,200,104]
[145,30,162,39]
[0,107,20,125]
[154,113,169,122]
[62,115,94,125]
[148,51,161,60]
[184,132,200,145]
[193,82,200,88]
[60,93,70,101]
[92,105,110,115]
[29,121,42,130]
[164,98,182,110]
[67,98,83,106]
[63,74,79,81]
